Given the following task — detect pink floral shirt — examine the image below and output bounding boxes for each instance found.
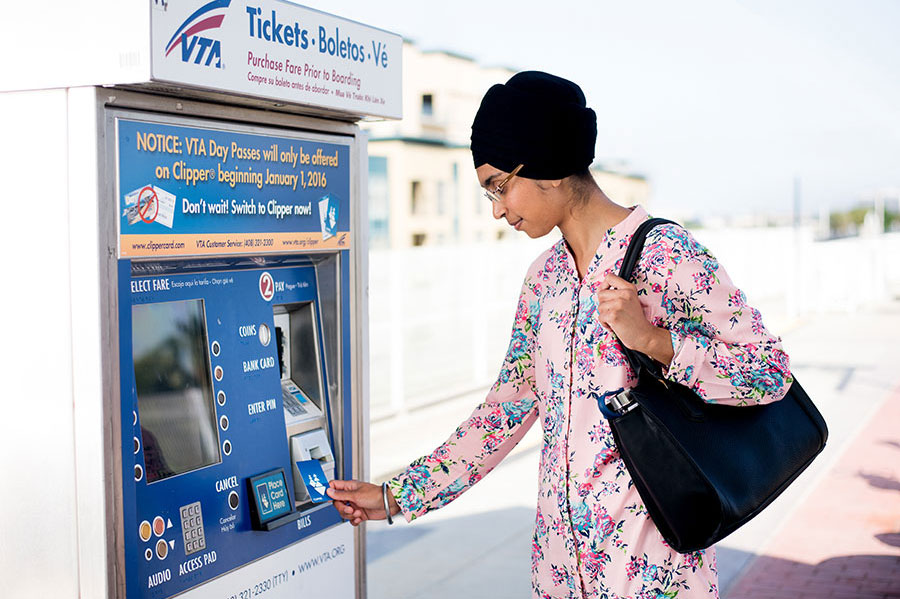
[388,206,791,599]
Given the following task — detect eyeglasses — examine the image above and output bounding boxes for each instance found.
[484,164,524,203]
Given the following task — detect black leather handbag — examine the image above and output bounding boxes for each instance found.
[600,217,829,553]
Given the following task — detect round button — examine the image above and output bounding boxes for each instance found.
[144,548,153,561]
[134,464,143,482]
[153,516,165,537]
[214,366,223,381]
[217,390,226,406]
[211,341,221,356]
[228,491,240,510]
[133,410,137,425]
[155,539,168,560]
[222,440,232,456]
[133,437,140,454]
[139,520,152,542]
[258,323,271,346]
[220,415,229,431]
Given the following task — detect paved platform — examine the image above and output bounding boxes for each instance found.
[726,385,900,599]
[363,302,900,598]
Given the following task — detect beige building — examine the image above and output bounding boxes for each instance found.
[591,164,650,209]
[364,42,650,248]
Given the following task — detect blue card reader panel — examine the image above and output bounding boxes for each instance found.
[119,260,348,599]
[249,469,293,526]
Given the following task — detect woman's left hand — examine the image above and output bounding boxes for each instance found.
[596,273,674,365]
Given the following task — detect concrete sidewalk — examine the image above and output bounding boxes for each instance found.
[726,385,900,599]
[363,302,900,598]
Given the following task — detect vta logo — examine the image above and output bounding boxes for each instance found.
[164,0,232,68]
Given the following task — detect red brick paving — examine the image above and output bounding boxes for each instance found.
[727,387,900,599]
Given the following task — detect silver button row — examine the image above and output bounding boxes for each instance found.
[185,537,206,553]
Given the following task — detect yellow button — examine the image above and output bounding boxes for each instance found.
[139,520,152,542]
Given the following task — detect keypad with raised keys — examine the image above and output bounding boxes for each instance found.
[179,501,207,555]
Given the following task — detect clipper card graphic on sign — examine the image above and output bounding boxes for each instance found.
[123,185,177,228]
[318,195,339,240]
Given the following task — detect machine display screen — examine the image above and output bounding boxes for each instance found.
[132,299,221,483]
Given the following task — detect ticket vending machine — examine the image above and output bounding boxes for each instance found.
[116,113,361,599]
[0,2,400,599]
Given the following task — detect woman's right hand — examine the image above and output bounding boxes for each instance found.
[327,479,400,526]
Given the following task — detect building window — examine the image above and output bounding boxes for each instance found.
[412,233,427,246]
[421,94,433,116]
[368,156,389,248]
[411,180,423,214]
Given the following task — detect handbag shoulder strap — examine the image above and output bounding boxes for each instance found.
[615,216,678,375]
[617,217,677,281]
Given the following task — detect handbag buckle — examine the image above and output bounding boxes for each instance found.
[605,389,637,414]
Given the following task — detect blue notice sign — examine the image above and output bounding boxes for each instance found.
[116,118,351,257]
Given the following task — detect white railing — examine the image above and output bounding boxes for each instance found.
[368,228,900,420]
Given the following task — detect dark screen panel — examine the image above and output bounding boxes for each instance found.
[132,299,221,483]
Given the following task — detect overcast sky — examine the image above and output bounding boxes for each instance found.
[301,0,900,217]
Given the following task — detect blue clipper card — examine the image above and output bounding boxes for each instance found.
[296,460,330,503]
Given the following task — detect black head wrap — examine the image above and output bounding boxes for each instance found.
[471,71,596,180]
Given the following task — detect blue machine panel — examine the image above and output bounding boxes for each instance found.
[119,261,349,599]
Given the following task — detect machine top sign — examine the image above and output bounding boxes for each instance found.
[151,0,402,119]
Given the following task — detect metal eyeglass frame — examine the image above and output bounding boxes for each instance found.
[484,164,524,203]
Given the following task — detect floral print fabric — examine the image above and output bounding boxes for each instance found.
[388,206,792,598]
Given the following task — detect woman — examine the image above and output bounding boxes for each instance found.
[327,71,791,599]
